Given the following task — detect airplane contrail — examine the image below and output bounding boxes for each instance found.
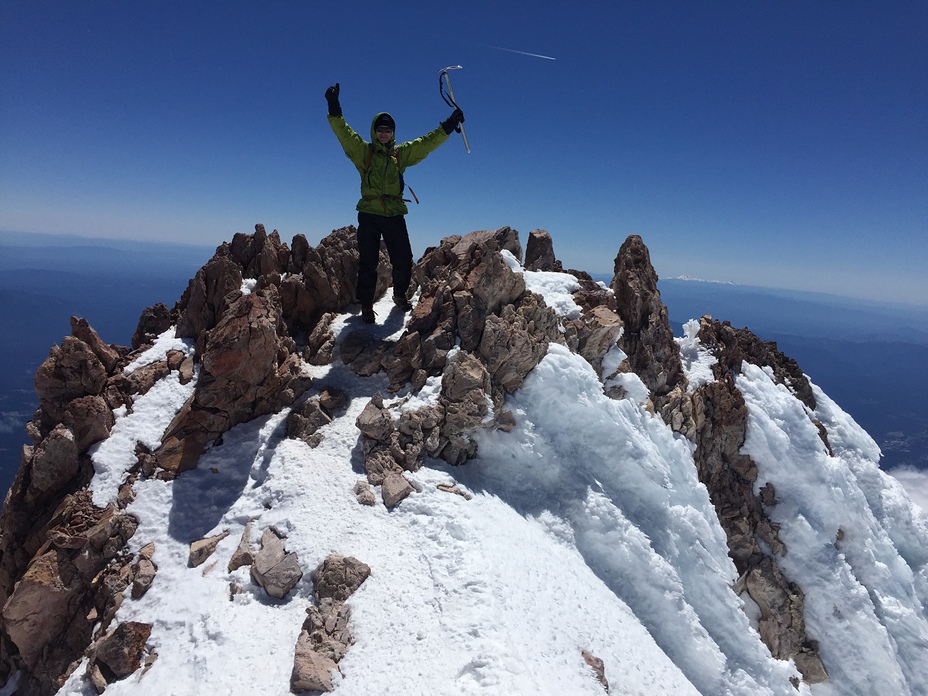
[475,42,556,61]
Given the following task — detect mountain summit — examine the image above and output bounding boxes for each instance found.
[1,226,925,695]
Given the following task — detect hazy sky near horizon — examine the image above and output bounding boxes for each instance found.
[2,1,926,305]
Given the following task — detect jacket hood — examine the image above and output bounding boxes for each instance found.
[370,112,396,149]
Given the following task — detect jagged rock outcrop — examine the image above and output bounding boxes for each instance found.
[671,315,827,683]
[131,302,175,350]
[1,222,839,692]
[610,234,683,399]
[604,249,826,682]
[0,314,159,694]
[157,285,312,474]
[0,223,393,692]
[351,227,563,484]
[0,492,140,694]
[524,228,563,272]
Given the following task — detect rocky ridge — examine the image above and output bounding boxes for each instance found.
[0,223,830,693]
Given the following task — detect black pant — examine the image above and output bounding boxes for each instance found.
[356,211,412,305]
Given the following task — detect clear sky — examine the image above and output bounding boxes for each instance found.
[2,1,926,305]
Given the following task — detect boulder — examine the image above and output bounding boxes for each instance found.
[355,396,394,443]
[353,481,376,506]
[313,555,371,603]
[132,558,157,599]
[188,530,230,568]
[287,397,332,447]
[251,528,303,599]
[524,229,563,272]
[290,555,371,693]
[92,620,152,680]
[125,359,171,396]
[27,424,79,500]
[291,636,339,693]
[62,395,114,452]
[228,521,256,572]
[381,472,415,509]
[305,312,337,365]
[175,254,244,345]
[575,305,624,376]
[438,351,492,465]
[1,550,81,669]
[157,285,311,473]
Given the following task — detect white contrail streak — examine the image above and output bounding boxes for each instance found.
[476,42,556,61]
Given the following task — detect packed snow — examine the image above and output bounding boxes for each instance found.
[42,261,928,696]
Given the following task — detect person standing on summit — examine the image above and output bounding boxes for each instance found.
[325,82,464,324]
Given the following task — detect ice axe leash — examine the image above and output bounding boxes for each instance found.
[437,65,471,153]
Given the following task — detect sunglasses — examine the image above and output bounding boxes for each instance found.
[376,126,393,133]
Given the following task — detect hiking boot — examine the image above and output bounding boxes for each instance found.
[361,304,376,324]
[393,293,413,311]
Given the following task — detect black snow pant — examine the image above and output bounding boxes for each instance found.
[356,211,413,305]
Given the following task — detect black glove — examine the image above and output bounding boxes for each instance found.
[325,83,341,117]
[441,108,464,135]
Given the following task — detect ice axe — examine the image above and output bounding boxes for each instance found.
[437,65,471,153]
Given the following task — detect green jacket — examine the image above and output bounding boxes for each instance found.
[328,112,449,217]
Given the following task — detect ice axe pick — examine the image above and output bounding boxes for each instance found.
[437,65,471,153]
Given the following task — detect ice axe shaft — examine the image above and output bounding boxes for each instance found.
[438,66,471,153]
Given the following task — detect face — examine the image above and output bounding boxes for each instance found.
[376,126,393,144]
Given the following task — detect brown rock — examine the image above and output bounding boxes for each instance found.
[381,472,415,509]
[581,649,610,692]
[355,396,394,443]
[478,297,560,394]
[611,235,683,397]
[1,550,80,669]
[188,530,231,568]
[34,336,108,421]
[524,229,563,272]
[287,397,332,446]
[63,395,114,452]
[132,302,173,349]
[318,387,349,414]
[251,528,303,599]
[439,351,492,465]
[291,635,339,693]
[70,317,120,374]
[313,555,371,602]
[576,305,624,376]
[228,521,256,572]
[27,424,80,500]
[175,254,244,343]
[93,620,152,679]
[131,559,157,599]
[305,313,337,365]
[353,481,376,506]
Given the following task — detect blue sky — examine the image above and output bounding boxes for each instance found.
[2,1,926,305]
